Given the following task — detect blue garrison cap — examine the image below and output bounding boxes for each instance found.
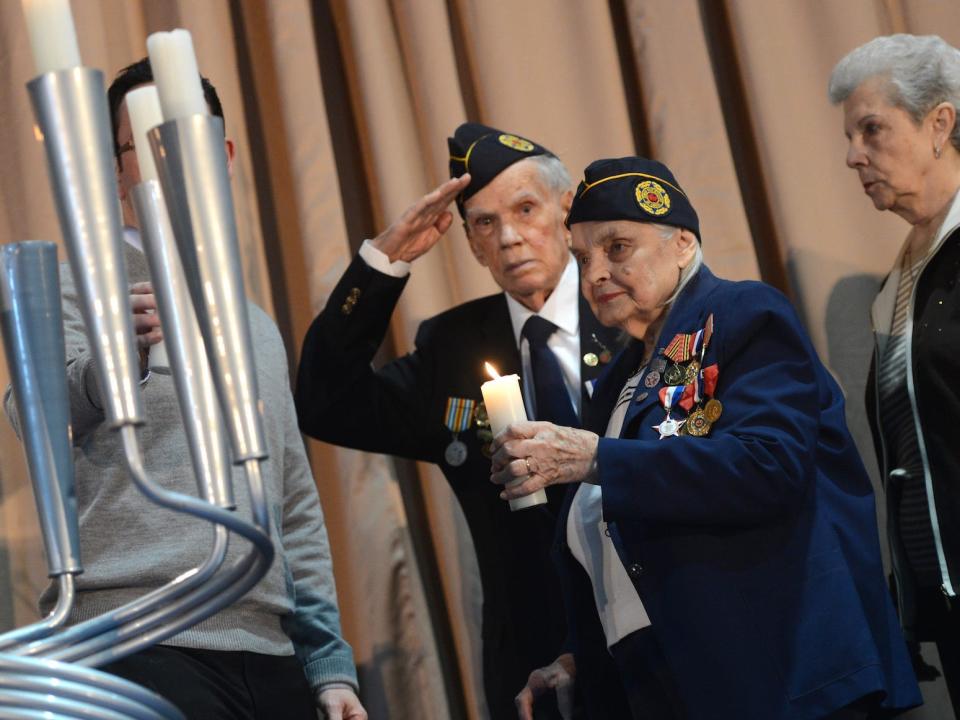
[448,122,554,217]
[566,157,700,241]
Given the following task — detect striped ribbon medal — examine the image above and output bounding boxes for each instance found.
[444,397,476,466]
[653,385,686,439]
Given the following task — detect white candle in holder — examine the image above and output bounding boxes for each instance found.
[481,362,548,511]
[22,0,82,75]
[146,29,207,121]
[126,85,169,369]
[125,85,162,184]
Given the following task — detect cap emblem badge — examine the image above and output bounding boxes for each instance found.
[498,134,534,152]
[635,180,671,216]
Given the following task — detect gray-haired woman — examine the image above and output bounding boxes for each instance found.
[830,33,960,706]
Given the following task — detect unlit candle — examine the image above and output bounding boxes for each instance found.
[146,29,207,121]
[22,0,81,75]
[125,85,162,184]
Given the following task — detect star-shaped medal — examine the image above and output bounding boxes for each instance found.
[652,413,685,440]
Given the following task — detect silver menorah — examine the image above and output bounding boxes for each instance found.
[0,58,274,719]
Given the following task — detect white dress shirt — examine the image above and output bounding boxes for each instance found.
[504,256,582,420]
[567,367,651,647]
[359,239,411,277]
[360,242,582,419]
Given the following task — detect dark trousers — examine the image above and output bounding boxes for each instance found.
[937,629,960,716]
[915,586,960,714]
[609,628,686,720]
[102,645,316,720]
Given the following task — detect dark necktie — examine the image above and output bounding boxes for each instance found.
[521,315,579,428]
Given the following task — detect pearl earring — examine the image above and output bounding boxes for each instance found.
[935,145,942,159]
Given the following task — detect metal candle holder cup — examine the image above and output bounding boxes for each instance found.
[148,116,266,464]
[26,68,143,430]
[0,242,81,577]
[131,181,234,509]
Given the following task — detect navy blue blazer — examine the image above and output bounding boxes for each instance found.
[556,266,921,719]
[296,253,621,719]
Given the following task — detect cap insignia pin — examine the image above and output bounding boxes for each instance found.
[498,133,534,152]
[635,180,671,217]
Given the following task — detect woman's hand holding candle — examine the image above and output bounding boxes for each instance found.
[490,422,600,500]
[480,363,549,510]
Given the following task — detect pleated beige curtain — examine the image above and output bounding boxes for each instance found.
[2,1,960,718]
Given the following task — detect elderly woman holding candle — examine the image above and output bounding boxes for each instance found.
[495,157,920,719]
[829,33,960,708]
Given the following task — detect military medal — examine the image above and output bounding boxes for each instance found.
[683,358,701,385]
[686,407,711,436]
[643,370,660,388]
[583,352,599,367]
[704,398,723,422]
[653,385,686,440]
[664,363,685,385]
[590,333,614,365]
[444,397,476,467]
[473,403,494,458]
[664,332,694,363]
[651,357,667,373]
[445,440,468,466]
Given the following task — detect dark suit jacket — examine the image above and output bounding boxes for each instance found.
[296,253,619,718]
[556,266,921,719]
[865,224,960,641]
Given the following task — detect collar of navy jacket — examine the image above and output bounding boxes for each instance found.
[588,265,722,437]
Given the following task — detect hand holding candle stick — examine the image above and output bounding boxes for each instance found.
[480,362,548,511]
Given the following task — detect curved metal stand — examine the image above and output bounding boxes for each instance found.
[3,60,276,718]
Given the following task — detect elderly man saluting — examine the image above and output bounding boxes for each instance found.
[499,157,922,719]
[296,124,620,717]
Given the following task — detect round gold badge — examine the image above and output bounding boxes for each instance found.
[704,398,723,422]
[498,134,534,152]
[686,408,712,437]
[635,180,671,217]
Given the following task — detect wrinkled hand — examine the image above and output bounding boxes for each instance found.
[491,421,599,500]
[515,653,576,720]
[130,282,162,348]
[371,174,471,263]
[317,688,367,720]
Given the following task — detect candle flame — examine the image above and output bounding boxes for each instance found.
[484,362,500,380]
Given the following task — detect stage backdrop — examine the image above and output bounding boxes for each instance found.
[0,1,958,718]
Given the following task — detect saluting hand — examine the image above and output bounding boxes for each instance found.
[371,174,471,263]
[491,421,600,500]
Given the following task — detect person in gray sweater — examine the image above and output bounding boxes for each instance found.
[3,58,365,720]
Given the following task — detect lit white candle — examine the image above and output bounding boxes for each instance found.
[481,363,548,511]
[22,0,82,75]
[146,29,207,121]
[125,85,162,184]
